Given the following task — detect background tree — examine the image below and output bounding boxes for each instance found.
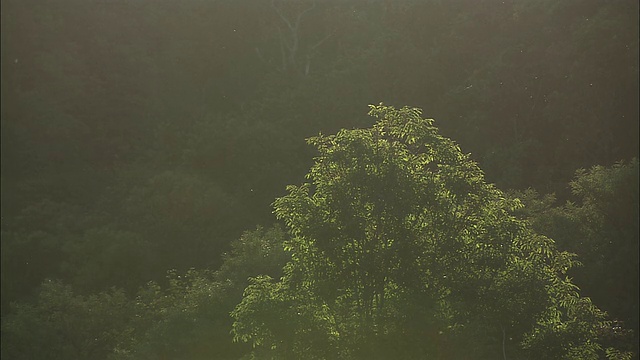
[512,159,639,356]
[1,281,134,360]
[110,225,289,360]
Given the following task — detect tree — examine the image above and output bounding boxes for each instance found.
[104,225,290,360]
[1,280,133,360]
[232,104,632,359]
[512,159,639,356]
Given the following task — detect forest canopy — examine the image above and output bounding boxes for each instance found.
[1,0,638,359]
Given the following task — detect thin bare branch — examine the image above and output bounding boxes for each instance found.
[311,32,333,52]
[293,1,316,30]
[271,0,294,32]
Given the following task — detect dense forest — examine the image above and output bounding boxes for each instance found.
[1,0,638,359]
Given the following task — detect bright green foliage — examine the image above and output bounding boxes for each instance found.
[232,105,630,359]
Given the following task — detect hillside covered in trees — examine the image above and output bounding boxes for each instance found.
[1,1,638,359]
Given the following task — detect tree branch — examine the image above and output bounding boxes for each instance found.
[294,1,316,31]
[271,0,294,33]
[271,0,317,71]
